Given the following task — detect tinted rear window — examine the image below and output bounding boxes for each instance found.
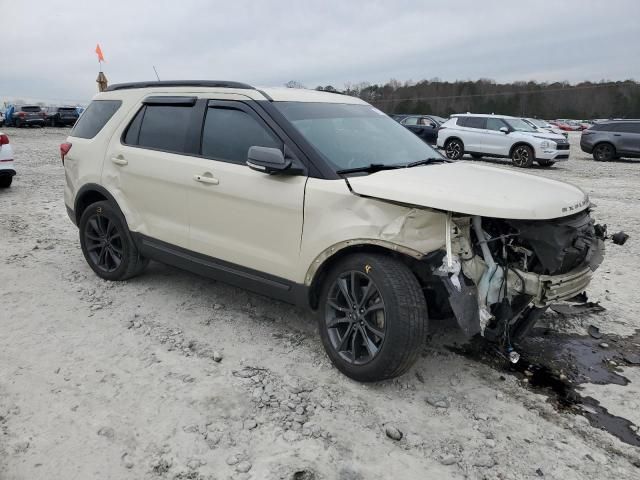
[137,105,193,153]
[59,108,77,113]
[458,116,485,129]
[21,106,41,112]
[71,100,122,139]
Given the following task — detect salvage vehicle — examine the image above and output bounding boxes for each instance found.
[394,114,447,144]
[8,105,47,128]
[44,106,80,127]
[580,120,640,161]
[437,114,570,167]
[63,81,605,381]
[0,131,15,187]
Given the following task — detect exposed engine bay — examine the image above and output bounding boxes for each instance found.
[436,210,606,345]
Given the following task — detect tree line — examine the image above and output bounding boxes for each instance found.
[288,79,640,119]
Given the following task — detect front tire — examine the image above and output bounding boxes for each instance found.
[511,145,534,168]
[318,253,428,382]
[444,139,464,160]
[79,201,149,281]
[593,143,615,161]
[0,176,12,188]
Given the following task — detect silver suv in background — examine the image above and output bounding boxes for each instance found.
[580,120,640,161]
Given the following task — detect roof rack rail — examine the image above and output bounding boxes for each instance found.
[105,80,254,91]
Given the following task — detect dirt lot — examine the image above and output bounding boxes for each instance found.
[1,127,639,480]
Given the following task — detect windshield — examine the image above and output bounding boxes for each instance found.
[505,118,537,132]
[527,118,547,127]
[274,102,442,171]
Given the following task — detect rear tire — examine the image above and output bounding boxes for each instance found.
[511,145,534,168]
[79,201,149,281]
[318,253,428,382]
[537,159,555,167]
[593,143,615,161]
[0,176,12,188]
[444,139,464,160]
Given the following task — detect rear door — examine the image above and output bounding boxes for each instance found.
[186,99,307,281]
[616,123,640,155]
[103,96,197,248]
[458,116,487,153]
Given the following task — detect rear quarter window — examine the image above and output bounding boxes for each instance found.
[71,100,122,139]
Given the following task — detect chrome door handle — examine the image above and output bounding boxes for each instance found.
[193,174,219,185]
[111,155,128,166]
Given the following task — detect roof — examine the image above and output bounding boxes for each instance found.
[451,113,516,119]
[100,80,367,105]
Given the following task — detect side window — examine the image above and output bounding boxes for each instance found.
[123,107,145,145]
[402,117,419,126]
[136,105,193,153]
[486,118,506,131]
[201,107,281,164]
[456,117,468,127]
[619,123,640,134]
[70,100,122,139]
[466,117,486,129]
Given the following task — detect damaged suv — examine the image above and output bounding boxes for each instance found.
[63,81,605,382]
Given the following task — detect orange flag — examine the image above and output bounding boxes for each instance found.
[95,44,105,63]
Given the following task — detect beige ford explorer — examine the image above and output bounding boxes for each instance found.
[63,81,605,381]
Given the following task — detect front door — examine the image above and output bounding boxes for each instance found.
[187,100,307,281]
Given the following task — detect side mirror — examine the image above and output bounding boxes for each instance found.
[499,126,510,134]
[247,146,291,174]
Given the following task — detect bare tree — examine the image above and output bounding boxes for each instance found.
[285,80,305,89]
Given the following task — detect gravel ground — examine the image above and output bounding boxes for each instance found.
[1,127,639,480]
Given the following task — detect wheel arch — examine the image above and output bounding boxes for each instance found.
[306,240,442,310]
[509,141,535,158]
[74,183,127,226]
[593,141,616,154]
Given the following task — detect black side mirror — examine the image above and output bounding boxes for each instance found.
[247,146,291,174]
[499,126,510,134]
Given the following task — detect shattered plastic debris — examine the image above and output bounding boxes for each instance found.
[436,255,461,291]
[588,325,603,339]
[611,231,629,246]
[550,302,606,316]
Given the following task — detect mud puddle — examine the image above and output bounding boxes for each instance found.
[450,328,640,447]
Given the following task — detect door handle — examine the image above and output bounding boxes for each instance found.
[111,155,128,166]
[193,174,219,185]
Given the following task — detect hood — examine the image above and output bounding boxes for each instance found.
[522,131,567,141]
[346,162,589,220]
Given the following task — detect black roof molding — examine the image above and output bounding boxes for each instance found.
[105,80,254,91]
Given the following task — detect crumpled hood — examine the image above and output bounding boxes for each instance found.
[346,161,589,220]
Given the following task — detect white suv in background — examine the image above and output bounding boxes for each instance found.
[522,118,568,138]
[437,114,570,167]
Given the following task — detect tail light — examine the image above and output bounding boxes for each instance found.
[0,134,9,145]
[18,112,26,118]
[60,142,72,164]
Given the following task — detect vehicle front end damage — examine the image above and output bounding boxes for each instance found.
[436,210,606,343]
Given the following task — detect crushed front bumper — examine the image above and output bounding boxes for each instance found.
[508,238,605,307]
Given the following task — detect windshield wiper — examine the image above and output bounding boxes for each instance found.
[336,163,405,175]
[406,157,447,167]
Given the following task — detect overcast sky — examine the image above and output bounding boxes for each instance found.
[3,0,639,104]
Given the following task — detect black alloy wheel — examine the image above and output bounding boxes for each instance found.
[83,213,124,273]
[79,201,149,281]
[445,139,464,160]
[511,145,534,168]
[325,271,386,365]
[593,143,614,161]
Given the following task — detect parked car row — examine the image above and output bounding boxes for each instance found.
[0,105,80,128]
